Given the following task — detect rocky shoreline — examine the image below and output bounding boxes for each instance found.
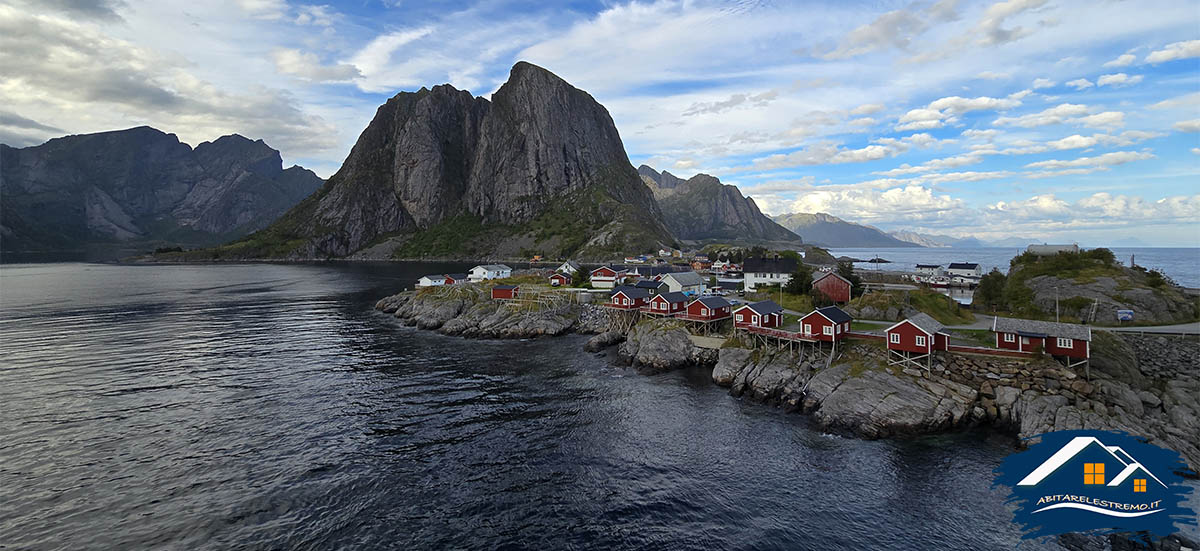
[375,286,1200,473]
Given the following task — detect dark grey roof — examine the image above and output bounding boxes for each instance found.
[662,271,704,286]
[445,273,468,280]
[948,262,980,269]
[741,300,783,315]
[992,316,1091,341]
[613,287,650,299]
[915,264,941,268]
[744,257,798,274]
[610,285,635,295]
[635,280,667,289]
[493,284,518,290]
[656,291,689,303]
[815,305,852,323]
[695,296,732,309]
[421,274,447,280]
[902,312,945,335]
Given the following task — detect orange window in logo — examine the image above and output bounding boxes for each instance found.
[1084,463,1105,485]
[1134,479,1147,493]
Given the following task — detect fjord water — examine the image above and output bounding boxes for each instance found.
[1,263,1055,550]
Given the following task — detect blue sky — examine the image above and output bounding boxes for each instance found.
[1,0,1197,245]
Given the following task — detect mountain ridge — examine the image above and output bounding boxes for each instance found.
[638,165,800,244]
[772,212,918,248]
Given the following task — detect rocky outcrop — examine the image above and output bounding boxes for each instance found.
[641,165,799,243]
[0,127,322,252]
[376,287,577,338]
[584,331,625,352]
[221,62,673,260]
[712,332,1200,470]
[617,319,717,373]
[1022,273,1198,324]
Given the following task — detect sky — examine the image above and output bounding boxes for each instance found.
[1,0,1198,246]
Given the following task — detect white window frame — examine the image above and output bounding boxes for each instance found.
[1056,337,1073,349]
[736,314,743,322]
[889,333,900,344]
[915,335,926,347]
[1004,333,1015,343]
[823,325,833,335]
[804,323,812,335]
[701,308,708,315]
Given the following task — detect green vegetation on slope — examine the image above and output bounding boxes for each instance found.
[848,288,974,324]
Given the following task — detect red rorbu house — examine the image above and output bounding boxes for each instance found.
[608,287,651,309]
[590,265,627,289]
[682,296,733,321]
[549,272,572,286]
[491,285,519,300]
[645,291,688,315]
[812,272,853,304]
[885,312,949,370]
[992,316,1091,368]
[734,300,784,329]
[798,306,852,342]
[443,273,469,285]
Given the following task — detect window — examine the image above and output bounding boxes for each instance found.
[804,324,812,335]
[915,335,926,347]
[1134,479,1146,493]
[823,325,833,335]
[736,314,743,322]
[701,308,708,315]
[890,333,900,344]
[835,325,841,334]
[1004,333,1015,343]
[1084,463,1105,485]
[1056,337,1073,349]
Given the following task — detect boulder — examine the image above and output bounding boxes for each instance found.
[584,331,625,352]
[618,319,699,373]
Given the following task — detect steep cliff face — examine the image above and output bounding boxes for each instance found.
[226,62,672,260]
[0,127,322,251]
[640,166,799,243]
[772,212,918,248]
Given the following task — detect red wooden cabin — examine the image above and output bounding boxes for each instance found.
[491,285,519,300]
[798,306,852,342]
[609,287,650,309]
[885,313,949,353]
[682,296,733,321]
[992,317,1090,367]
[734,300,784,328]
[813,272,853,303]
[646,291,688,314]
[549,273,572,286]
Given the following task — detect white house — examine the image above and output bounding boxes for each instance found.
[660,271,705,296]
[946,262,982,278]
[915,264,942,276]
[468,264,513,282]
[743,256,798,292]
[589,265,627,289]
[557,260,582,274]
[416,274,448,288]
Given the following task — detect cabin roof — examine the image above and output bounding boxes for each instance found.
[493,284,518,290]
[694,296,732,309]
[992,316,1091,341]
[421,274,447,280]
[916,264,941,268]
[635,280,667,289]
[813,271,852,285]
[740,300,783,315]
[655,291,689,303]
[947,262,979,270]
[445,273,468,280]
[812,305,852,324]
[662,271,703,286]
[613,287,651,299]
[888,312,945,336]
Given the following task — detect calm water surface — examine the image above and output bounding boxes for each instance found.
[1,262,1089,549]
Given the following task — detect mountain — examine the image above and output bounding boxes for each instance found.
[888,230,953,248]
[0,126,323,252]
[209,62,673,260]
[638,165,800,244]
[889,230,1052,248]
[772,212,918,248]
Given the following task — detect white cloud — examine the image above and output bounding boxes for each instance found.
[1096,73,1143,87]
[1192,148,1200,155]
[850,103,885,115]
[820,8,929,60]
[788,184,967,224]
[1145,40,1200,63]
[1102,53,1136,68]
[1065,78,1094,90]
[1173,119,1200,133]
[993,103,1089,127]
[1076,111,1125,128]
[1024,150,1154,170]
[235,0,287,20]
[271,49,360,82]
[973,0,1049,46]
[1031,78,1055,89]
[977,71,1010,80]
[682,90,779,116]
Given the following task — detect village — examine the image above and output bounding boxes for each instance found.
[410,246,1095,377]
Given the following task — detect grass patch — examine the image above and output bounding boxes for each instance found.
[847,289,974,325]
[745,290,813,313]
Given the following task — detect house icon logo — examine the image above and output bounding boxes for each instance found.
[994,430,1196,540]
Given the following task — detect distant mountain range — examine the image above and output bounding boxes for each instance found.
[0,127,323,252]
[638,165,800,244]
[772,212,918,248]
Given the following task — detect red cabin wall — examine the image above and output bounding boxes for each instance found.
[799,313,838,341]
[492,288,517,299]
[886,322,945,353]
[1044,337,1088,358]
[813,277,851,303]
